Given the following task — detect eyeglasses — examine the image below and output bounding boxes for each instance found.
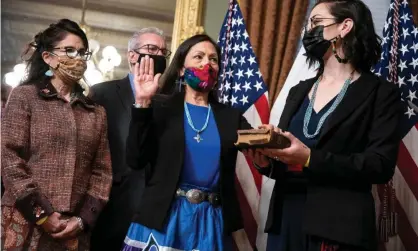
[52,47,92,61]
[305,17,336,31]
[134,44,171,58]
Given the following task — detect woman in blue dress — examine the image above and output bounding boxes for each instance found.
[121,34,262,251]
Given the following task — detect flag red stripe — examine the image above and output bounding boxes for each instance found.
[394,198,418,251]
[244,155,263,193]
[377,184,418,251]
[251,94,271,194]
[397,142,418,200]
[235,176,258,249]
[254,95,270,124]
[232,239,239,251]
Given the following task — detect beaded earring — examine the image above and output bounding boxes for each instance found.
[45,68,53,77]
[177,77,186,92]
[331,37,348,64]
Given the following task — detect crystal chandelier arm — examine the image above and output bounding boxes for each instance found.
[80,0,87,26]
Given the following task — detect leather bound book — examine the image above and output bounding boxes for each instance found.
[234,128,291,149]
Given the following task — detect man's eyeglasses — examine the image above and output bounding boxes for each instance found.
[52,47,92,61]
[134,44,171,58]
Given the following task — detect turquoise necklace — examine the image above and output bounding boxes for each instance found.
[184,102,211,143]
[303,72,354,139]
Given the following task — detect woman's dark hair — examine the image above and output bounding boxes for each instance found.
[310,0,382,73]
[159,34,221,102]
[21,19,89,85]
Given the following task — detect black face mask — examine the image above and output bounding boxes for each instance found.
[302,24,337,61]
[136,53,167,75]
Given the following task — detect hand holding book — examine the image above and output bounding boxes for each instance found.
[238,125,310,168]
[234,127,291,150]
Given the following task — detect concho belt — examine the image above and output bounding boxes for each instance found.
[176,188,221,207]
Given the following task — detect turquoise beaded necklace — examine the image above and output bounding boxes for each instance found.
[303,72,354,139]
[184,102,211,143]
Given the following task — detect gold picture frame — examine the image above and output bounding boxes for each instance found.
[170,0,205,61]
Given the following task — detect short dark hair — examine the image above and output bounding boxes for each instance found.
[311,0,382,72]
[21,19,89,86]
[159,34,221,101]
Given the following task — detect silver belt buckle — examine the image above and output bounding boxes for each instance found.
[185,189,205,204]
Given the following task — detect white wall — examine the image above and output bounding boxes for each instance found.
[363,0,391,37]
[202,0,229,41]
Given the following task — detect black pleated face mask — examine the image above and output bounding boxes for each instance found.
[302,24,338,61]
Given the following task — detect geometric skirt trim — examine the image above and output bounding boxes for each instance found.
[122,184,231,251]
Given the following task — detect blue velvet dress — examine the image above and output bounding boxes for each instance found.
[122,103,232,251]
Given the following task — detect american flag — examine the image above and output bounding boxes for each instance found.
[217,0,270,249]
[372,0,418,250]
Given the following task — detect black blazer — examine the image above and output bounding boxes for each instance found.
[259,72,403,250]
[90,76,147,251]
[91,76,134,183]
[126,92,251,234]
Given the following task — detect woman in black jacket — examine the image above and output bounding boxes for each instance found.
[121,34,260,251]
[252,0,403,250]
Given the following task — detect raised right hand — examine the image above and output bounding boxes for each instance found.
[41,212,67,234]
[134,55,161,103]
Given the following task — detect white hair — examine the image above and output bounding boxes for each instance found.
[127,27,166,51]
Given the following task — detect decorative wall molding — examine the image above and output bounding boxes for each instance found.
[170,0,205,61]
[2,0,174,35]
[31,0,175,22]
